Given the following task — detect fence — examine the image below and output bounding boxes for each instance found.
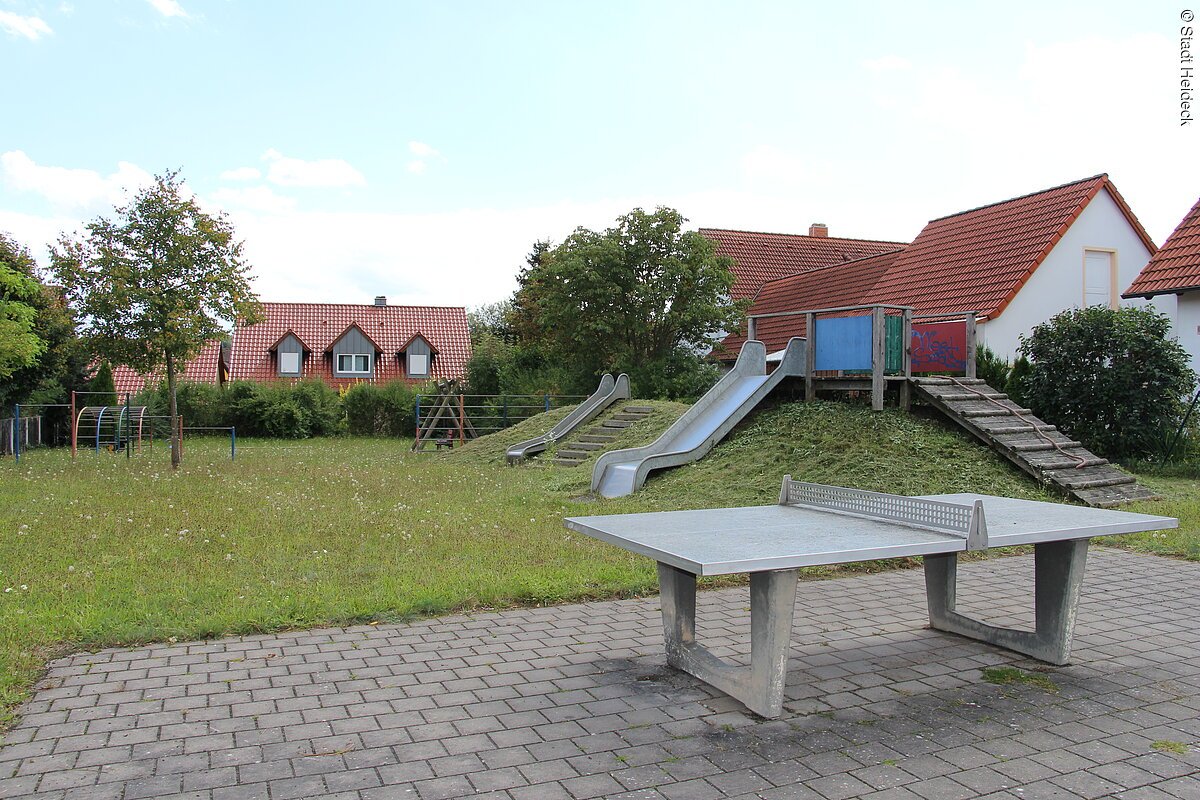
[746,304,978,410]
[413,393,586,449]
[1,416,42,456]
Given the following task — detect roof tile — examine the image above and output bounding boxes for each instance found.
[1124,196,1200,297]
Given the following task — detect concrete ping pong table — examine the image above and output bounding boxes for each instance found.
[564,478,1178,717]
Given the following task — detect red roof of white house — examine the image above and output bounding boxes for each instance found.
[700,228,908,301]
[721,175,1157,358]
[1124,196,1200,297]
[230,302,470,385]
[870,174,1155,319]
[110,339,227,397]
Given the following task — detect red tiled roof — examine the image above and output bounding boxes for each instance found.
[700,228,908,301]
[110,339,226,397]
[1124,196,1200,297]
[720,251,903,355]
[870,174,1156,319]
[230,302,470,385]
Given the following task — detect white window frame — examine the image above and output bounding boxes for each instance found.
[1082,248,1118,310]
[408,352,429,377]
[278,351,301,375]
[337,353,372,374]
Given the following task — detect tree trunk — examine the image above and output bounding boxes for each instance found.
[167,351,180,469]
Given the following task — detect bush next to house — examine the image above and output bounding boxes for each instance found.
[343,381,418,436]
[1016,306,1196,460]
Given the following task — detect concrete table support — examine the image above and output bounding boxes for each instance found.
[924,539,1090,664]
[657,562,799,718]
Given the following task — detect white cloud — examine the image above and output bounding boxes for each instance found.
[0,11,52,40]
[220,166,262,181]
[261,149,366,188]
[861,55,911,73]
[740,145,809,185]
[408,141,438,158]
[406,160,428,175]
[1,151,153,210]
[146,0,188,18]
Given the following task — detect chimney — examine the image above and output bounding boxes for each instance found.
[374,296,387,307]
[808,223,828,238]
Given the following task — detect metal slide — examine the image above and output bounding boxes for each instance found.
[591,338,806,498]
[506,373,631,464]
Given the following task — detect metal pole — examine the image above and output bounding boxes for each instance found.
[70,391,76,460]
[458,392,465,444]
[544,394,550,412]
[125,393,131,459]
[13,404,19,464]
[502,396,508,428]
[231,427,236,461]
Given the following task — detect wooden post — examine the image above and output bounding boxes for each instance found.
[965,314,977,379]
[70,391,76,460]
[900,308,913,411]
[871,307,886,411]
[804,312,816,402]
[458,392,465,444]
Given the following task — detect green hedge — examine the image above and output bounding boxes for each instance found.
[133,379,420,439]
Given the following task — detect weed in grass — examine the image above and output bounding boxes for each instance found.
[1151,740,1190,754]
[981,667,1059,693]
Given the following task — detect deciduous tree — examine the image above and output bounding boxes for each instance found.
[50,171,262,467]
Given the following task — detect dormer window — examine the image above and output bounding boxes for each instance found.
[280,352,301,374]
[337,353,372,374]
[399,334,436,379]
[271,331,309,377]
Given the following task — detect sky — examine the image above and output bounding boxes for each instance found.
[1,0,1196,309]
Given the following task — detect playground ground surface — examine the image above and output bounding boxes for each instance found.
[0,400,1196,733]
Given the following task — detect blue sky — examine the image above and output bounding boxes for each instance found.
[1,1,1195,307]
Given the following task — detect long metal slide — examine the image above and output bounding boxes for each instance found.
[506,373,630,464]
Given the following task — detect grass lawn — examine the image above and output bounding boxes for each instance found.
[0,399,1195,726]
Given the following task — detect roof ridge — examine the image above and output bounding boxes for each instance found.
[698,227,908,245]
[258,301,466,310]
[752,247,907,295]
[927,174,1107,223]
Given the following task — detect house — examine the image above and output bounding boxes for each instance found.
[229,297,470,387]
[1123,196,1200,375]
[701,225,908,302]
[722,174,1166,360]
[110,339,229,397]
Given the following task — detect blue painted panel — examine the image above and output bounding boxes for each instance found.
[814,316,872,371]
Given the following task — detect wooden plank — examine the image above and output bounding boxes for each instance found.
[871,307,885,411]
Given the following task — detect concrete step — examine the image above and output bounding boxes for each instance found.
[557,449,590,459]
[611,413,648,422]
[553,458,585,467]
[565,441,603,451]
[577,433,618,444]
[624,406,654,413]
[601,420,633,429]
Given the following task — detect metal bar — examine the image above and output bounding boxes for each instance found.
[125,394,131,459]
[70,391,76,460]
[231,427,236,461]
[13,404,19,463]
[871,306,886,411]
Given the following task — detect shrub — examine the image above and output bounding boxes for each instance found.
[974,345,1010,390]
[344,381,417,436]
[1016,306,1196,460]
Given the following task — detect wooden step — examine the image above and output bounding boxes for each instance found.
[976,420,1057,434]
[956,406,1034,418]
[924,391,1010,402]
[999,438,1083,452]
[553,457,585,467]
[912,377,988,385]
[1044,469,1135,489]
[577,433,618,443]
[1025,454,1109,470]
[1073,484,1160,507]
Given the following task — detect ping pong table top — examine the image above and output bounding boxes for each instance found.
[564,493,1178,576]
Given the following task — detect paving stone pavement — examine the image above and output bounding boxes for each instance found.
[2,547,1199,799]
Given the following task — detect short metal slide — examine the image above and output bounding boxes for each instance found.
[591,338,806,498]
[506,373,631,464]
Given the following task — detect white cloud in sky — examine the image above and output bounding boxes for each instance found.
[406,141,440,175]
[0,151,153,210]
[220,166,262,181]
[861,55,911,73]
[146,0,188,18]
[208,186,296,215]
[262,149,365,188]
[0,11,53,40]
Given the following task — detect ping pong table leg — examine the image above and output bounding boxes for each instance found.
[924,539,1090,665]
[656,563,799,718]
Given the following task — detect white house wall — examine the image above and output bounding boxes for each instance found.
[1178,292,1200,376]
[977,187,1169,360]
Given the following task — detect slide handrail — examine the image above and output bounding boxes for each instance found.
[506,373,630,463]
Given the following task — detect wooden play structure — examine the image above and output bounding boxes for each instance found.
[412,380,477,451]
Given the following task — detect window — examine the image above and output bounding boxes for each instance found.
[408,353,429,377]
[1083,249,1116,309]
[279,351,301,375]
[337,353,371,373]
